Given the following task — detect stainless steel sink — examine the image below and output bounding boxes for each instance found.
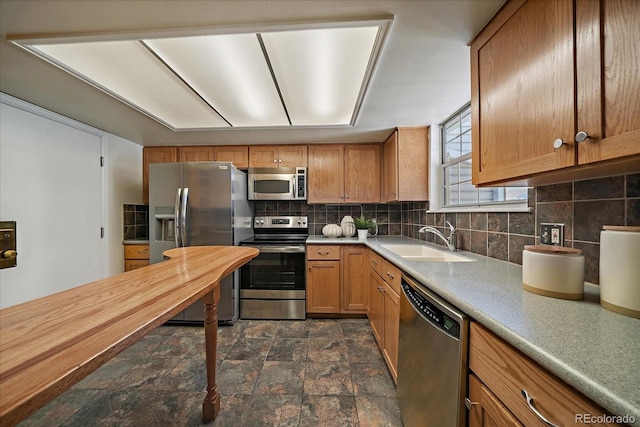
[381,244,474,262]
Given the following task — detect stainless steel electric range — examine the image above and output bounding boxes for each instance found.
[239,216,308,320]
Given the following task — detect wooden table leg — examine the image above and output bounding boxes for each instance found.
[202,286,221,422]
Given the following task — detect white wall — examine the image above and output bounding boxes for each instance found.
[0,94,142,308]
[103,133,143,275]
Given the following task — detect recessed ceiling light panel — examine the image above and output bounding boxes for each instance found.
[261,26,379,126]
[144,34,289,127]
[32,40,230,129]
[14,18,392,130]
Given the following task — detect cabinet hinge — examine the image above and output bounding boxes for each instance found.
[100,156,105,167]
[100,227,105,238]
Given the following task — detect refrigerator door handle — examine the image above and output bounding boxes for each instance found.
[174,188,182,247]
[180,187,189,247]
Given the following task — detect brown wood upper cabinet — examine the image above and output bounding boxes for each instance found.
[177,146,215,162]
[470,0,640,186]
[382,126,430,202]
[249,145,307,168]
[177,145,249,166]
[308,144,380,204]
[143,146,177,204]
[213,146,249,168]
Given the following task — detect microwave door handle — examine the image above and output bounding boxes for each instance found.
[174,188,182,247]
[180,187,189,247]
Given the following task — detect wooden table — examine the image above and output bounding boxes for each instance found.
[0,246,258,426]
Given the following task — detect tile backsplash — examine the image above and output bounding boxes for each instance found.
[134,172,637,282]
[123,204,149,240]
[263,173,639,284]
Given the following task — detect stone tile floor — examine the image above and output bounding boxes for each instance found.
[19,318,402,426]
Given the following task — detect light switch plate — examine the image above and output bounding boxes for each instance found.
[540,223,564,246]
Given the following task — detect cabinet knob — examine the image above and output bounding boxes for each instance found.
[387,273,394,280]
[575,131,591,142]
[273,159,278,163]
[464,398,479,410]
[345,194,350,199]
[279,159,282,163]
[553,138,566,149]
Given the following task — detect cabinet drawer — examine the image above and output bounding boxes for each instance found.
[307,245,340,260]
[381,259,401,294]
[124,244,149,260]
[369,250,383,276]
[469,323,617,427]
[125,259,149,271]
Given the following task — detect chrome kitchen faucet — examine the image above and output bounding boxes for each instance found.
[419,221,456,251]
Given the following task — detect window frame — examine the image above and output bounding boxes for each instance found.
[437,103,529,210]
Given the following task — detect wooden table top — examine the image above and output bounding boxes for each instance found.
[0,246,258,426]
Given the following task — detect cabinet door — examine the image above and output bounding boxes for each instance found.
[471,0,575,185]
[249,146,278,167]
[468,374,523,427]
[369,270,384,346]
[279,145,308,167]
[308,145,344,203]
[576,0,640,164]
[178,146,215,162]
[215,146,249,168]
[124,244,149,260]
[341,246,368,313]
[382,281,399,383]
[382,131,398,202]
[344,144,380,203]
[306,260,341,313]
[143,147,177,204]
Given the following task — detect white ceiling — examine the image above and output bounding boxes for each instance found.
[0,0,505,147]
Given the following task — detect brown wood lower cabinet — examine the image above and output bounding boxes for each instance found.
[468,374,523,427]
[124,244,149,272]
[341,246,368,313]
[306,245,369,315]
[367,248,400,383]
[469,322,619,426]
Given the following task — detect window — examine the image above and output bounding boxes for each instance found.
[441,103,528,207]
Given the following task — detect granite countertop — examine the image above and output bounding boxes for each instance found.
[307,235,640,424]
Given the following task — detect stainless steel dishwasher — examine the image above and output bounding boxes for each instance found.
[397,273,469,427]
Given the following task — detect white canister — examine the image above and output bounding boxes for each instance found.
[600,226,640,319]
[522,245,585,300]
[340,215,356,237]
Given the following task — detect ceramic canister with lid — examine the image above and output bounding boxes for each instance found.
[600,226,640,318]
[522,245,585,300]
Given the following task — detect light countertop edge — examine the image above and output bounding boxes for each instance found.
[123,239,149,245]
[306,235,640,425]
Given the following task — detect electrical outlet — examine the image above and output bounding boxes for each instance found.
[540,223,564,246]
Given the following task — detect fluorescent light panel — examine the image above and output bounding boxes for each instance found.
[21,21,388,130]
[262,27,379,126]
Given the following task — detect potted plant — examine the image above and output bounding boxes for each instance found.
[354,215,374,239]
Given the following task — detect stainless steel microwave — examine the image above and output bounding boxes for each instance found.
[248,167,307,200]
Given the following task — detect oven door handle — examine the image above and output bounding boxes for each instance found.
[249,246,306,253]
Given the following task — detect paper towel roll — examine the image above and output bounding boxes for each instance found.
[600,226,640,318]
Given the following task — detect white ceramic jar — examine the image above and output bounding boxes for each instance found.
[522,245,585,300]
[340,215,356,237]
[600,226,640,318]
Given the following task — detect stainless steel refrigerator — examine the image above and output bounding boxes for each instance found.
[149,162,253,324]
